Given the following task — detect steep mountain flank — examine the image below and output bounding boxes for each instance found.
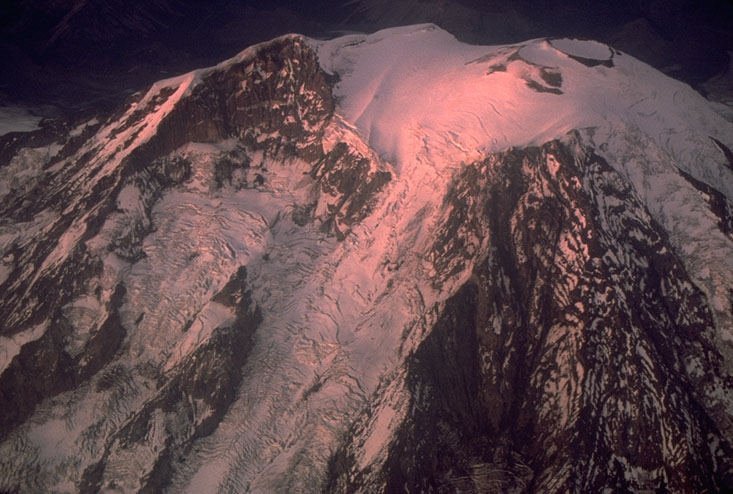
[1,25,732,493]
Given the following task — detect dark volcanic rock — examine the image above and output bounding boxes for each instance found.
[312,141,392,238]
[678,167,733,237]
[327,136,733,493]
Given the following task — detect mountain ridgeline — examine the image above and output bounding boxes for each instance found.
[1,25,732,493]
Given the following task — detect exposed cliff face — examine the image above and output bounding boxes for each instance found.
[1,25,733,493]
[327,138,733,493]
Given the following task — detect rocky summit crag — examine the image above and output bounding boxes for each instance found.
[1,24,732,493]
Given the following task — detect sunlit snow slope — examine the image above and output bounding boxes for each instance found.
[1,24,732,493]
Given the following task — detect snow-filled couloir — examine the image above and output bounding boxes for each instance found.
[0,24,732,493]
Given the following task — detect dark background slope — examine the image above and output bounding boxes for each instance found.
[1,0,732,112]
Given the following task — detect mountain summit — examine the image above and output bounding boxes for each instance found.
[1,24,732,493]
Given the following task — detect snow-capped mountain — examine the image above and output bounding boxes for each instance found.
[1,24,732,493]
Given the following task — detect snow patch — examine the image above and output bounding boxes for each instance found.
[0,106,41,136]
[0,322,49,374]
[361,403,397,467]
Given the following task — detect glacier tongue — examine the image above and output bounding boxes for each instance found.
[0,24,732,494]
[169,98,478,492]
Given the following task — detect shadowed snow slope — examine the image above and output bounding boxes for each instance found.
[0,24,732,493]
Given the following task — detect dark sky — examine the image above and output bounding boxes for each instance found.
[1,0,732,110]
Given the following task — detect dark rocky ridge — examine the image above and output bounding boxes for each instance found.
[327,137,733,493]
